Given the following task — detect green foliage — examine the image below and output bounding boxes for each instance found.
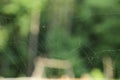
[0,0,120,78]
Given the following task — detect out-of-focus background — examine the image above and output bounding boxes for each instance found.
[0,0,120,79]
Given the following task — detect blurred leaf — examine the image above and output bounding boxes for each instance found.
[86,0,115,8]
[0,28,9,50]
[91,68,104,79]
[2,3,19,14]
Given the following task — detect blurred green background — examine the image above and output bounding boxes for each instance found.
[0,0,120,79]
